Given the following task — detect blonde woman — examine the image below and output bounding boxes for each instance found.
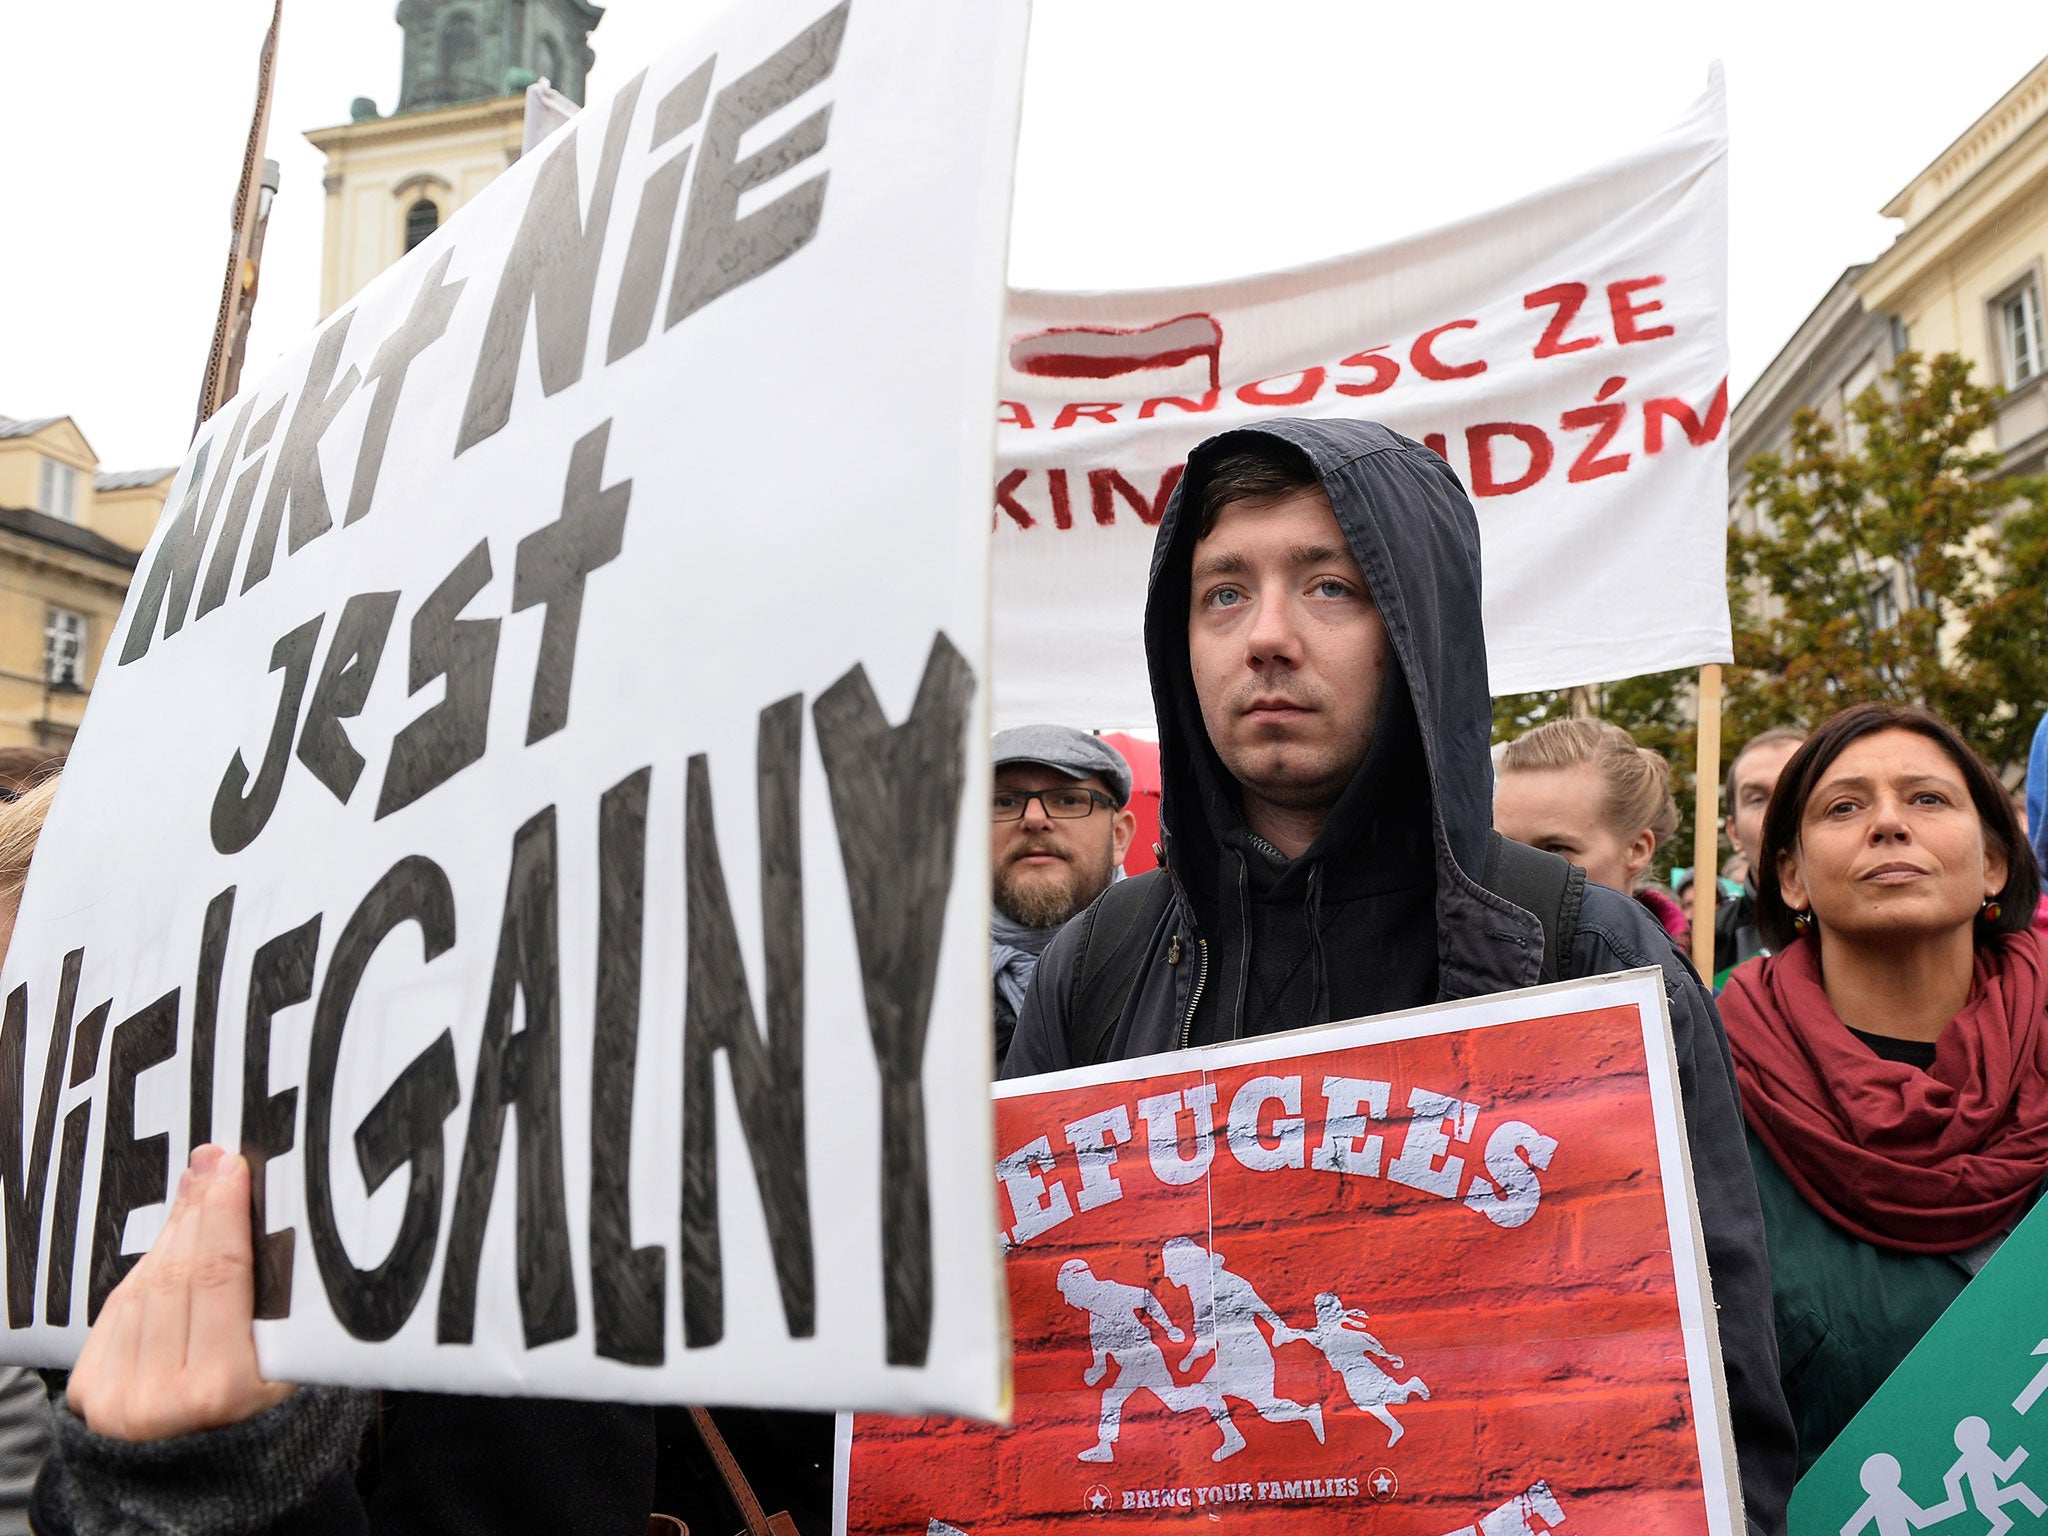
[0,773,59,1535]
[1493,718,1689,942]
[0,774,58,958]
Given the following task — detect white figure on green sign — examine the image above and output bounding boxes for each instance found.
[1941,1418,2043,1536]
[1842,1453,1966,1536]
[2016,1343,2048,1418]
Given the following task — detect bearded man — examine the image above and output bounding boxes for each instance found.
[989,726,1135,1067]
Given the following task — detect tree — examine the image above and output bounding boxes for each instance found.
[1730,350,2048,777]
[1491,349,2048,884]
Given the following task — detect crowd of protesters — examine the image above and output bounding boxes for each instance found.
[2,420,2045,1534]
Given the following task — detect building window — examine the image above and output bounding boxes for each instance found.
[2003,282,2045,388]
[1839,353,1881,452]
[405,198,441,252]
[37,459,77,522]
[44,608,85,690]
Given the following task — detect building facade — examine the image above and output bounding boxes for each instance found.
[1728,265,1897,532]
[1733,55,2048,545]
[0,417,170,749]
[1726,54,2048,735]
[1854,55,2048,477]
[307,0,603,316]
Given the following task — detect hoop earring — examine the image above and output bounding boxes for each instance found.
[1981,896,2004,923]
[1791,908,1813,935]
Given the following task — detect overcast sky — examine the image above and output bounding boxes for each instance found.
[5,2,2046,471]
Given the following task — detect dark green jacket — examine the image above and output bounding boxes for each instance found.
[1747,1132,1974,1475]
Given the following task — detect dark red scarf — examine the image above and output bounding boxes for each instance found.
[1720,930,2048,1253]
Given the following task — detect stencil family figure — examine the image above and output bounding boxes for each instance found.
[1281,1293,1434,1446]
[1161,1237,1325,1446]
[1843,1419,2042,1536]
[1057,1239,1427,1464]
[1054,1260,1244,1464]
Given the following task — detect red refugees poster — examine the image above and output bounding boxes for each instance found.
[838,971,1742,1536]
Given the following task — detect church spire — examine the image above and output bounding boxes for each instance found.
[393,0,603,115]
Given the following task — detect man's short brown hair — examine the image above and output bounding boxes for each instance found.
[1196,441,1321,536]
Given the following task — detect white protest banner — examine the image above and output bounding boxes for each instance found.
[992,73,1731,730]
[0,0,1026,1418]
[840,971,1743,1535]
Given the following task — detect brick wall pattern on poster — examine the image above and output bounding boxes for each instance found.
[844,998,1725,1535]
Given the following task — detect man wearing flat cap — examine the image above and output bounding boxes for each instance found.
[989,726,1136,1069]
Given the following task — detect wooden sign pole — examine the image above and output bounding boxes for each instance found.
[194,0,283,438]
[1690,664,1723,979]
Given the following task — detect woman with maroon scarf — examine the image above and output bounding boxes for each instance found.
[1721,703,2048,1472]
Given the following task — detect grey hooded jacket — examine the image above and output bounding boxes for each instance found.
[1003,418,1796,1535]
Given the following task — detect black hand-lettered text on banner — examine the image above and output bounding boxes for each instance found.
[0,0,1027,1418]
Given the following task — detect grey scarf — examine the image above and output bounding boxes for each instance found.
[990,868,1125,1018]
[990,908,1060,1020]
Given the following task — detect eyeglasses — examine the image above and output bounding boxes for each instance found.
[992,786,1115,822]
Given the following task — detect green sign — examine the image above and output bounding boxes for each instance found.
[1789,1197,2048,1536]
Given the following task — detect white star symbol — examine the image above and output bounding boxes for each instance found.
[1089,1489,1109,1510]
[1373,1473,1393,1494]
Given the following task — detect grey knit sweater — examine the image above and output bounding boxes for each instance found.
[34,1388,372,1536]
[0,1368,51,1535]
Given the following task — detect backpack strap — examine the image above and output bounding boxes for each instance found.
[1481,831,1585,985]
[1067,869,1175,1068]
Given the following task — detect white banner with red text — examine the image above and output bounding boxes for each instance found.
[992,71,1732,729]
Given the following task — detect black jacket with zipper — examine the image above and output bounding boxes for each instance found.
[1002,417,1796,1536]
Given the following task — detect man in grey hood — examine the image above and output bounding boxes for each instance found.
[1003,419,1796,1534]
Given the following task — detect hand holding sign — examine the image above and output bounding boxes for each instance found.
[67,1145,294,1442]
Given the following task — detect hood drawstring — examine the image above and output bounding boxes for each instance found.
[1305,861,1329,1024]
[1229,848,1251,1041]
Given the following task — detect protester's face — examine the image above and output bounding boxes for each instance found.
[1725,738,1802,867]
[1493,766,1654,895]
[991,764,1133,930]
[1187,489,1387,815]
[1778,730,2006,944]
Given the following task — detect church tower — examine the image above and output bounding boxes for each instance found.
[306,0,603,317]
